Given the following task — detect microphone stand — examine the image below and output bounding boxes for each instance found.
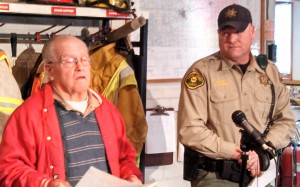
[240,144,249,187]
[239,129,256,187]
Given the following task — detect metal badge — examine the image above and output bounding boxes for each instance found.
[225,8,237,18]
[258,74,272,86]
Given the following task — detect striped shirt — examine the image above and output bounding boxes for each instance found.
[55,101,109,186]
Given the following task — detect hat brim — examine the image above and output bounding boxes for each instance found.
[218,21,249,32]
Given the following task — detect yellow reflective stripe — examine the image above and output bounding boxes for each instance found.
[0,97,23,105]
[0,55,12,72]
[102,60,128,103]
[0,56,6,61]
[0,106,14,114]
[0,52,7,60]
[0,52,12,70]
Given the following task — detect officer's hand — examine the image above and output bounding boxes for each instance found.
[49,179,72,187]
[245,150,263,177]
[230,146,243,160]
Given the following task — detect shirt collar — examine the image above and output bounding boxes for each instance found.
[52,87,102,117]
[218,52,265,74]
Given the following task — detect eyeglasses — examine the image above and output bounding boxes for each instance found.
[54,56,92,68]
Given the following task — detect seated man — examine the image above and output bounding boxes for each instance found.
[0,35,142,187]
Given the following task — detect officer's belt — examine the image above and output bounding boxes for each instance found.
[198,156,224,172]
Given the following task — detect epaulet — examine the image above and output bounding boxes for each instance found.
[268,60,275,66]
[192,53,218,68]
[202,52,219,62]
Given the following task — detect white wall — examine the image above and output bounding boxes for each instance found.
[145,82,188,186]
[134,0,261,81]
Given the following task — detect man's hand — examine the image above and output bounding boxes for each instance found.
[239,150,263,177]
[230,146,243,160]
[49,179,72,187]
[126,175,142,184]
[231,146,263,177]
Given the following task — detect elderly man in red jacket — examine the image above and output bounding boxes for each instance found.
[0,35,142,187]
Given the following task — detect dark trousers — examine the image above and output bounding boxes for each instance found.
[191,169,239,187]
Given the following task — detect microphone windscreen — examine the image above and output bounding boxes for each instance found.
[231,110,246,125]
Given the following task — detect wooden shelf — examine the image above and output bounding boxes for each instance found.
[283,80,300,85]
[147,78,182,83]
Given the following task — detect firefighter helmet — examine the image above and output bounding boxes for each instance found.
[82,0,134,15]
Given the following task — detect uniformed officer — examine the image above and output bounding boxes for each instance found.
[177,4,296,187]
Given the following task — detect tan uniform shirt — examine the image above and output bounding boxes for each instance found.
[178,52,296,160]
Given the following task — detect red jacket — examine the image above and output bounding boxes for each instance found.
[0,84,142,187]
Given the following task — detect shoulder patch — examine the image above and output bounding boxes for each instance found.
[185,72,205,89]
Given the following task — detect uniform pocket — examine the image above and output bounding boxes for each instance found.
[210,90,239,125]
[254,88,272,119]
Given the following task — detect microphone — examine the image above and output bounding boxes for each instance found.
[232,110,274,157]
[105,16,146,43]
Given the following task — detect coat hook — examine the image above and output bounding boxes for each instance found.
[91,26,111,37]
[49,23,73,38]
[89,26,111,42]
[10,33,17,66]
[35,24,58,41]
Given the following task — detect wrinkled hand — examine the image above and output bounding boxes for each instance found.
[49,179,72,187]
[126,175,142,184]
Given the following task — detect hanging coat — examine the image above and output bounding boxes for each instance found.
[12,45,41,91]
[20,53,44,99]
[0,50,23,142]
[89,43,148,163]
[30,60,48,96]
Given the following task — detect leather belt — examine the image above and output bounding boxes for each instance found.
[198,157,223,172]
